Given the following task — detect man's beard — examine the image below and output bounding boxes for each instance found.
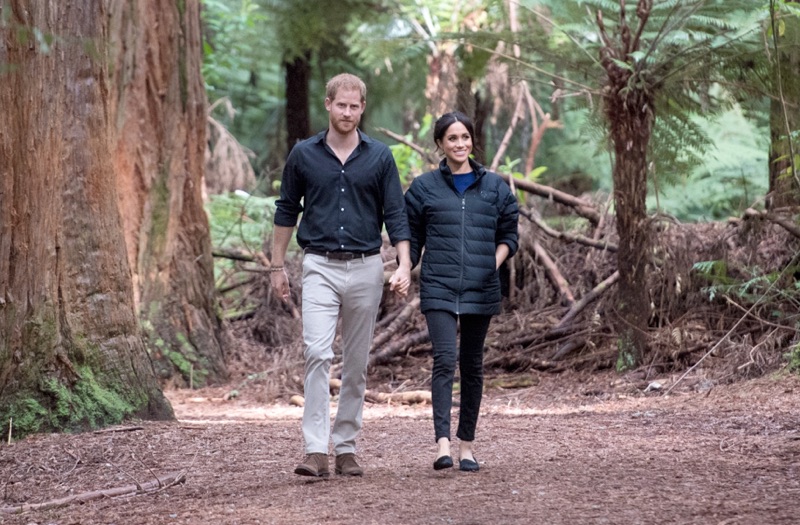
[331,117,358,135]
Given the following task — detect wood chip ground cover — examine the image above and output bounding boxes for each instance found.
[2,373,799,524]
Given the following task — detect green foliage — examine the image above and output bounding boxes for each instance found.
[41,367,137,432]
[648,102,769,220]
[540,108,613,191]
[499,2,773,224]
[1,397,48,438]
[497,157,548,203]
[692,259,799,307]
[164,332,210,388]
[389,114,434,185]
[201,0,284,169]
[202,0,269,90]
[197,0,779,223]
[785,342,800,373]
[205,191,301,294]
[616,337,637,372]
[206,192,276,254]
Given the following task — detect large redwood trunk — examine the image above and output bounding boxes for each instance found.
[108,0,227,387]
[0,0,173,437]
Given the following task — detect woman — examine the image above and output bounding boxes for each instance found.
[405,111,519,472]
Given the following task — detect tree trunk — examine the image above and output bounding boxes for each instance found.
[0,0,173,438]
[285,51,311,151]
[597,0,655,368]
[108,0,228,387]
[605,85,654,368]
[425,46,458,118]
[768,1,800,209]
[473,88,491,166]
[456,76,490,165]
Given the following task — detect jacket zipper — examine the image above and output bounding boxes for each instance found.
[456,193,466,315]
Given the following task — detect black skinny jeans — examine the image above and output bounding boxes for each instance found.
[425,310,492,443]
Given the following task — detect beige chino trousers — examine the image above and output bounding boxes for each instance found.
[300,252,384,455]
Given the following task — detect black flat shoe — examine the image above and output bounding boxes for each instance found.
[459,458,479,472]
[433,455,454,470]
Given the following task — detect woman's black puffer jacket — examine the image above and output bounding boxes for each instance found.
[405,158,519,315]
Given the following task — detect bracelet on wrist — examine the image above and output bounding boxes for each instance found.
[267,266,284,272]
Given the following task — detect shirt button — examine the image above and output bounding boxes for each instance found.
[340,226,344,230]
[341,208,344,211]
[341,188,345,192]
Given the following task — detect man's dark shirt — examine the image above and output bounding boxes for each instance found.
[274,130,411,253]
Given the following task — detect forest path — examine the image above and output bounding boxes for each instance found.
[2,373,799,524]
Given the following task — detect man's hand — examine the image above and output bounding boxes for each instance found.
[270,269,290,303]
[268,225,295,303]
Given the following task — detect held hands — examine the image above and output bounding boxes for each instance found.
[389,265,411,298]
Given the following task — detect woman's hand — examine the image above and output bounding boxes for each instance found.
[389,266,411,298]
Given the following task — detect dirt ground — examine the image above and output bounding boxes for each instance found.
[2,369,800,525]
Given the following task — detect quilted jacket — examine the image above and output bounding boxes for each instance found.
[405,158,519,315]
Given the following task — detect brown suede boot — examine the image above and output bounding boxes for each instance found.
[334,453,364,476]
[294,453,330,478]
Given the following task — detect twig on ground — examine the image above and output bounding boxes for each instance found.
[0,472,187,514]
[92,426,144,435]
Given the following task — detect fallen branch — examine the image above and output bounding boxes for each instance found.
[520,209,617,252]
[0,471,186,514]
[212,247,257,262]
[532,240,575,305]
[217,277,256,295]
[498,174,600,225]
[369,329,430,367]
[548,338,586,361]
[547,271,620,338]
[371,297,421,350]
[365,390,431,405]
[742,207,800,239]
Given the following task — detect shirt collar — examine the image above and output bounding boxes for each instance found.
[315,129,370,145]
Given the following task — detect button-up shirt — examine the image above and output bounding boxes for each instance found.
[274,129,411,252]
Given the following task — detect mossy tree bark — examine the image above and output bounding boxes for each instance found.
[768,0,800,209]
[108,0,228,387]
[0,0,174,438]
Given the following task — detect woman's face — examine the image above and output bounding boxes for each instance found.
[437,121,472,168]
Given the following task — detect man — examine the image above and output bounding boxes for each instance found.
[270,73,412,478]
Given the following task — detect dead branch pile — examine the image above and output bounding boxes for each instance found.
[213,187,800,400]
